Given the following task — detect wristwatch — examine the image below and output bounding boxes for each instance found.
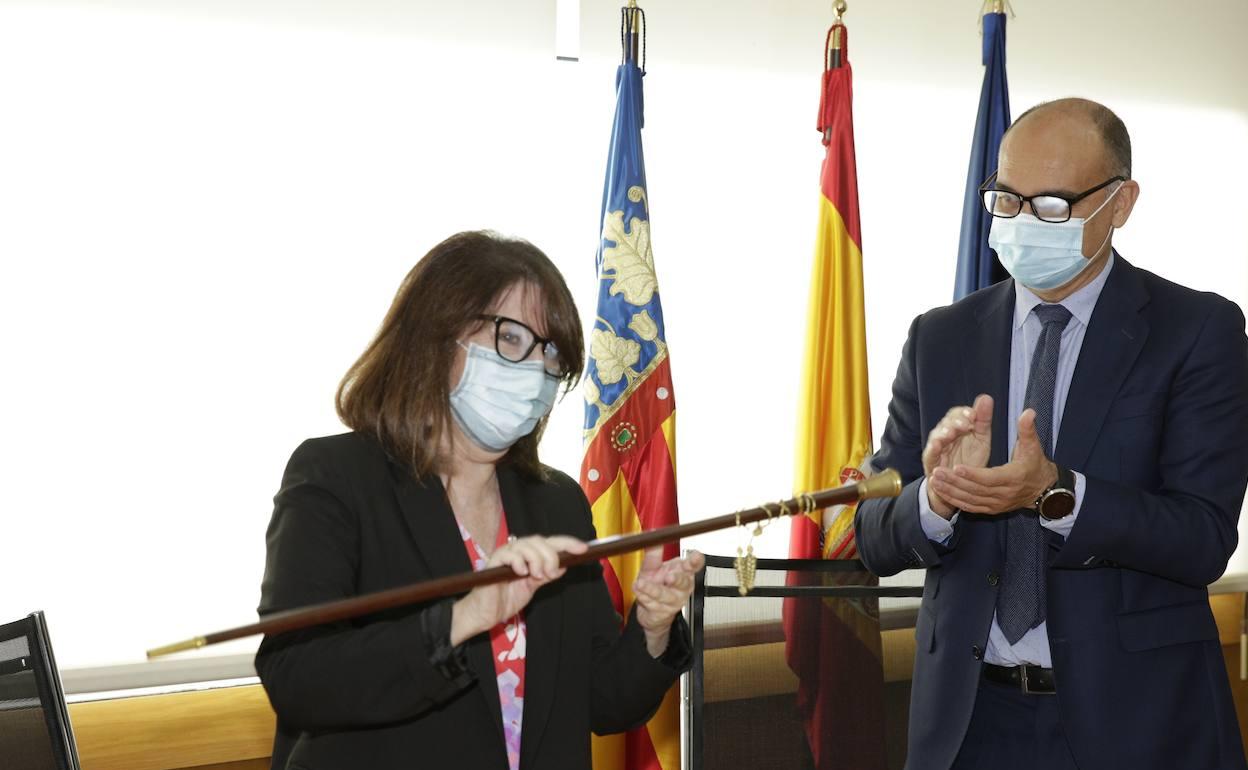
[1035,465,1076,520]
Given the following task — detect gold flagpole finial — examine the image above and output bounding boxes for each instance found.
[831,1,847,52]
[981,0,1014,17]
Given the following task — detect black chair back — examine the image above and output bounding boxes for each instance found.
[0,611,81,770]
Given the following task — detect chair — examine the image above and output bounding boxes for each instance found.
[686,555,922,770]
[0,612,81,770]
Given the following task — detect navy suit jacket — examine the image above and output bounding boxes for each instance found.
[855,256,1248,770]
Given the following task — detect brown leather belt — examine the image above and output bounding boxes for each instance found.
[982,662,1057,695]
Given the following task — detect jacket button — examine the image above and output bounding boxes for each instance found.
[972,645,984,660]
[987,571,1000,586]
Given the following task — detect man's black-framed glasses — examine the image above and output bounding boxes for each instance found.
[979,171,1126,223]
[477,315,565,377]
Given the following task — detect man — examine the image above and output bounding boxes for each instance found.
[855,98,1248,770]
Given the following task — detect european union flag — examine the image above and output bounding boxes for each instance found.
[953,11,1011,300]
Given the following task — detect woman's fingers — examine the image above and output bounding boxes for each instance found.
[634,578,688,628]
[639,545,664,577]
[546,535,588,554]
[645,551,705,586]
[489,535,588,580]
[635,552,701,615]
[684,550,706,572]
[512,538,560,580]
[489,545,532,576]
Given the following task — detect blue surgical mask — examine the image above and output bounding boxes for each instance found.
[449,342,559,452]
[989,182,1122,291]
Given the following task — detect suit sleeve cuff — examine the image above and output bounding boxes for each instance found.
[624,605,690,680]
[417,600,474,690]
[656,613,693,672]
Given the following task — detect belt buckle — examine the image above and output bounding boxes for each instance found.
[1019,666,1054,696]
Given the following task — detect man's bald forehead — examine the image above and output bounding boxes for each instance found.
[1003,98,1132,178]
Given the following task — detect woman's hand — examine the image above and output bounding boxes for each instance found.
[451,535,587,645]
[634,548,705,658]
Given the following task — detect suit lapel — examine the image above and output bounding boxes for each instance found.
[1055,257,1150,471]
[390,463,507,751]
[497,465,562,770]
[963,281,1016,468]
[960,283,1015,553]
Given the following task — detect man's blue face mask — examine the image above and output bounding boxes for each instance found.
[988,181,1123,291]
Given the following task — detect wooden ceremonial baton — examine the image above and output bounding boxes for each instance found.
[147,469,902,658]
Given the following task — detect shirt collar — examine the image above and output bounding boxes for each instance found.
[1013,251,1115,330]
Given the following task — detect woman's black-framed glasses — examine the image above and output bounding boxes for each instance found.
[979,170,1126,223]
[477,315,565,377]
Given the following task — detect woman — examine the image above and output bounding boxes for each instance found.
[256,231,702,770]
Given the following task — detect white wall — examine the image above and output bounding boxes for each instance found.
[1,0,1245,672]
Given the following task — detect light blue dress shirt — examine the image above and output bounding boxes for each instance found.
[918,254,1115,666]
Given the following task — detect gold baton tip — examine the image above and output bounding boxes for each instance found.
[856,468,903,500]
[146,636,207,659]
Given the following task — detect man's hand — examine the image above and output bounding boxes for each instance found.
[923,394,994,518]
[930,408,1058,514]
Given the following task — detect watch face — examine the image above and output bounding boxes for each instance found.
[1040,489,1076,520]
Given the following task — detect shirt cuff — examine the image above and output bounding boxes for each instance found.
[918,478,958,545]
[1038,471,1085,538]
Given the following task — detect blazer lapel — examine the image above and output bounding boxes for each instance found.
[1055,256,1150,471]
[963,281,1016,468]
[497,466,563,770]
[390,464,507,751]
[390,464,469,582]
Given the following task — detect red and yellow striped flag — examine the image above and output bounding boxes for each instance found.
[783,22,885,770]
[579,9,679,769]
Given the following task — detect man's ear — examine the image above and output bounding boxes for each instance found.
[1111,179,1140,228]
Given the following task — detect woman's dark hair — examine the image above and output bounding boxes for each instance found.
[336,231,584,480]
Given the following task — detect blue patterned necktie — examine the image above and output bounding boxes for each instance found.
[997,303,1073,645]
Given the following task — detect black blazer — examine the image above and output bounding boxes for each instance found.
[856,256,1248,770]
[255,431,689,770]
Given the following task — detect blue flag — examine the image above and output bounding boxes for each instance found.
[953,12,1011,300]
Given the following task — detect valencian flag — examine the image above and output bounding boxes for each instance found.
[579,6,679,770]
[953,5,1011,299]
[783,19,886,770]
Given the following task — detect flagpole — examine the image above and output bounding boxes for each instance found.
[822,1,847,144]
[624,0,640,64]
[830,0,847,69]
[982,0,1013,18]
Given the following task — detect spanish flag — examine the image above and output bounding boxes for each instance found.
[783,22,885,769]
[579,8,679,770]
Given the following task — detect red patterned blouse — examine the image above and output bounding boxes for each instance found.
[455,514,527,770]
